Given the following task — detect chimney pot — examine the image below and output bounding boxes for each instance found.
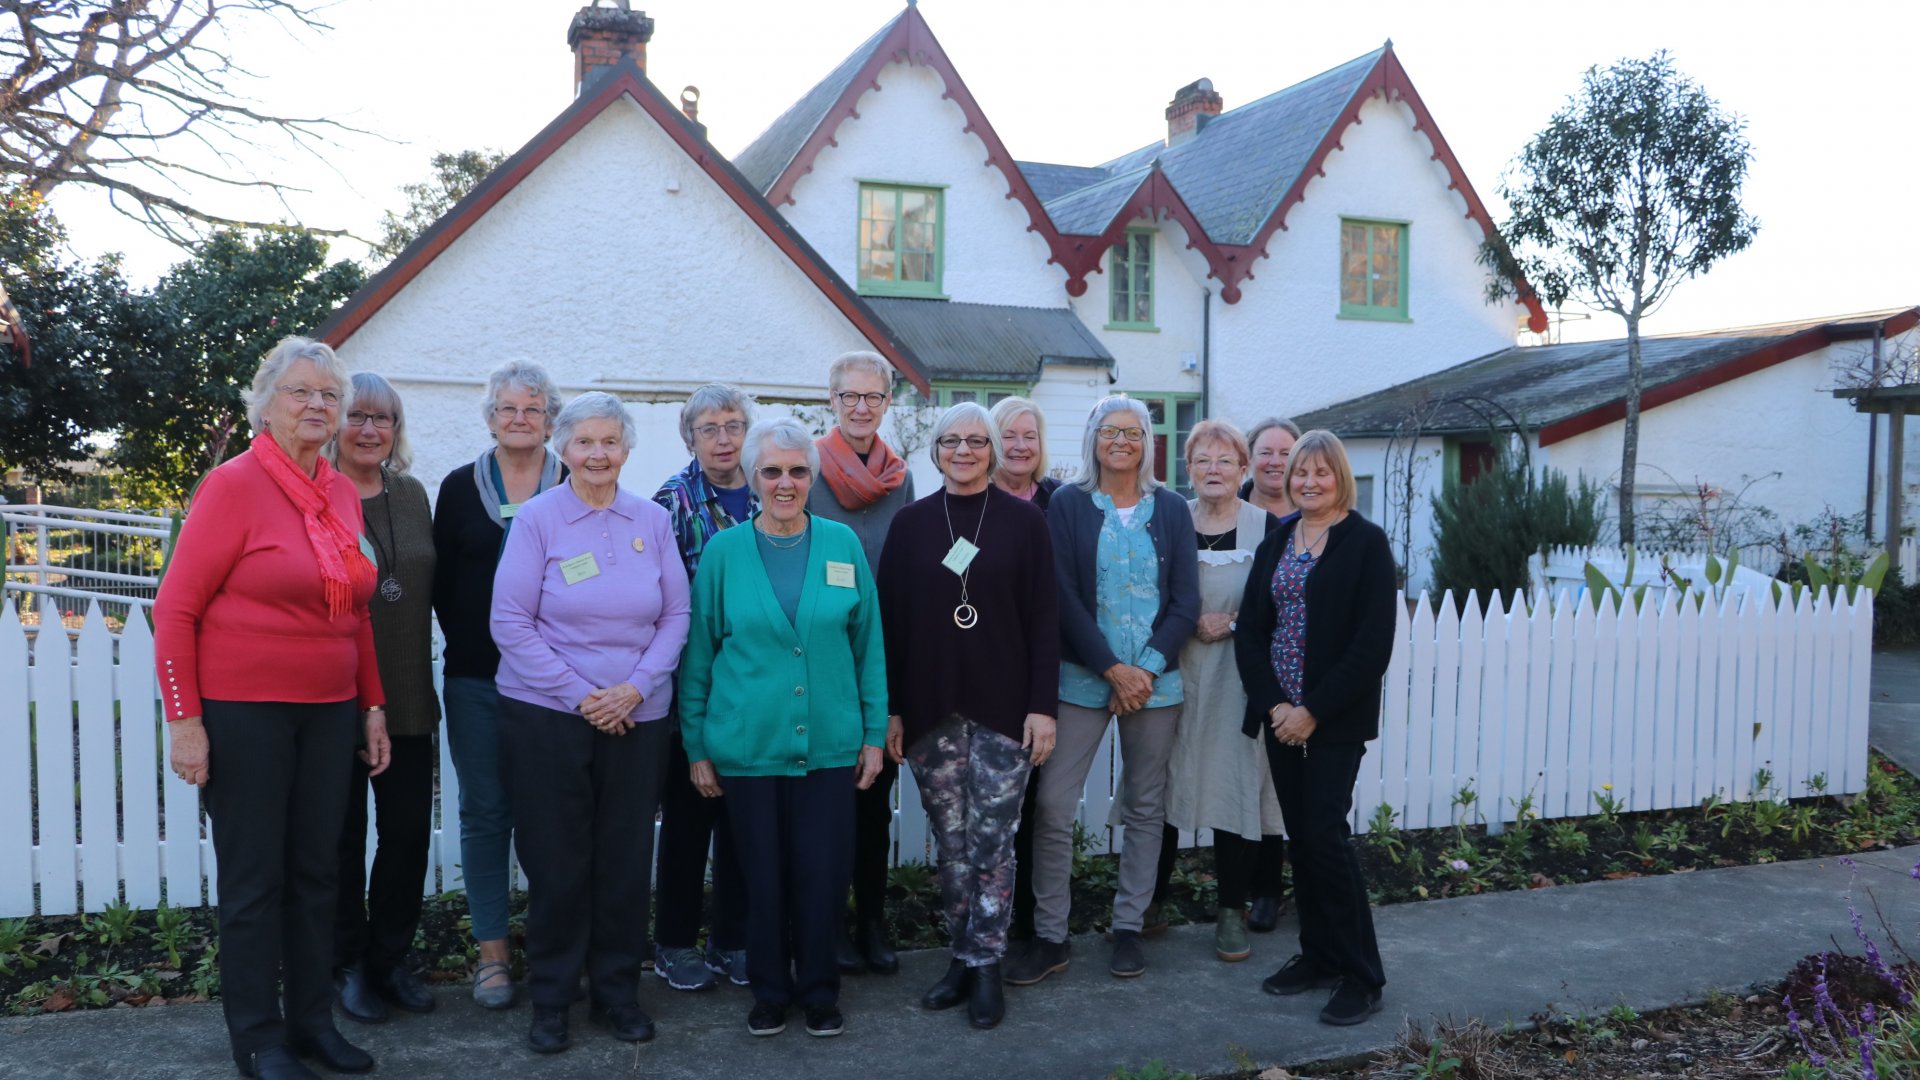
[1165,78,1224,146]
[568,1,654,96]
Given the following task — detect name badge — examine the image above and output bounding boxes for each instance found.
[500,503,519,520]
[560,552,601,585]
[825,561,857,589]
[357,533,378,566]
[941,537,979,576]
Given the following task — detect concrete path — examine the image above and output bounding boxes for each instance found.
[4,844,1916,1080]
[1871,648,1920,775]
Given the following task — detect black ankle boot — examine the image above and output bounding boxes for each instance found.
[235,1046,319,1080]
[332,965,388,1025]
[921,958,971,1010]
[858,917,899,974]
[835,917,864,974]
[968,963,1004,1029]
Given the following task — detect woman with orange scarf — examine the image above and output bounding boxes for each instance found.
[805,350,915,975]
[156,337,390,1080]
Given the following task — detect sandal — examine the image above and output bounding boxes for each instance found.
[473,959,517,1010]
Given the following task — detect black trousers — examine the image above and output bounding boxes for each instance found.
[334,733,436,975]
[851,759,898,924]
[1265,731,1385,990]
[500,697,668,1010]
[202,699,357,1059]
[726,767,856,1009]
[1151,824,1287,910]
[653,729,748,951]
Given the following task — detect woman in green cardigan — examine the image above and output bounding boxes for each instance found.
[679,416,888,1042]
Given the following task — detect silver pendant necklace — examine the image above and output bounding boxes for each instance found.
[368,468,403,602]
[943,489,990,630]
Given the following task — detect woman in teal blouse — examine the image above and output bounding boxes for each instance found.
[679,416,887,1041]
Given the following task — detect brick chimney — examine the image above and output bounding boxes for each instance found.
[568,0,654,97]
[1165,78,1224,146]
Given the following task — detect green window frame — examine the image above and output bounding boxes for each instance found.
[1107,228,1156,330]
[858,183,945,298]
[897,382,1031,411]
[1133,392,1202,494]
[1339,217,1409,321]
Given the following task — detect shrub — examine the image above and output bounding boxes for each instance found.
[1431,447,1601,606]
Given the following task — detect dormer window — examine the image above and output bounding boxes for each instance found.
[1339,218,1409,321]
[858,183,944,298]
[1107,229,1156,331]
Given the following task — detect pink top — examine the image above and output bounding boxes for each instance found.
[153,448,383,721]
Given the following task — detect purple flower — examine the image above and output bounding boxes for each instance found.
[1449,859,1470,872]
[1784,994,1827,1066]
[1909,859,1919,881]
[1859,1003,1879,1080]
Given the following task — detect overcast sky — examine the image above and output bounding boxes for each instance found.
[46,0,1920,343]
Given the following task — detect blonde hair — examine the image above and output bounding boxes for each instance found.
[1288,429,1358,513]
[327,372,414,475]
[826,350,894,393]
[1185,418,1249,468]
[989,395,1049,480]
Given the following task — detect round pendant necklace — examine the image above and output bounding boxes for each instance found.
[367,468,403,602]
[943,489,991,630]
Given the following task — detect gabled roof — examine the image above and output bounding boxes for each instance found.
[864,298,1112,382]
[1015,46,1547,327]
[1294,307,1920,444]
[314,59,929,394]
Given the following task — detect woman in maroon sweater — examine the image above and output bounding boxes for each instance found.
[878,402,1059,1030]
[155,337,390,1080]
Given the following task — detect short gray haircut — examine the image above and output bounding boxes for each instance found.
[482,359,563,429]
[989,395,1049,479]
[248,336,353,435]
[551,391,636,451]
[928,402,1002,474]
[827,350,894,394]
[678,383,757,450]
[327,372,415,475]
[1247,416,1301,457]
[1074,395,1159,495]
[742,416,821,482]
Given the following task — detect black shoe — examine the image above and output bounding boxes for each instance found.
[332,966,388,1025]
[1247,895,1283,933]
[236,1046,320,1080]
[747,1001,787,1037]
[1108,930,1146,978]
[835,919,864,974]
[287,1029,374,1073]
[1320,977,1383,1025]
[589,1002,656,1043]
[921,958,972,1010]
[1263,954,1339,997]
[1003,938,1070,987]
[528,1006,570,1054]
[967,963,1004,1029]
[804,1004,845,1037]
[374,965,436,1014]
[857,917,899,974]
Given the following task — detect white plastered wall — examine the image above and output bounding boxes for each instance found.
[1072,216,1209,403]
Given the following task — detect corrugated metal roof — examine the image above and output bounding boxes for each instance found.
[865,297,1112,381]
[732,13,904,195]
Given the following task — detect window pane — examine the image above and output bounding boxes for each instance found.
[950,389,979,405]
[988,391,1012,406]
[1132,233,1152,263]
[865,248,896,281]
[1109,244,1131,322]
[1134,292,1151,324]
[1354,476,1375,517]
[1143,399,1166,426]
[1175,400,1198,430]
[1152,434,1169,482]
[902,251,929,282]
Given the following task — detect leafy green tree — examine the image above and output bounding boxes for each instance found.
[1481,52,1759,544]
[0,190,153,481]
[114,230,364,505]
[373,150,506,261]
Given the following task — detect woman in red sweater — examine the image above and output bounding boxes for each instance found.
[155,337,391,1080]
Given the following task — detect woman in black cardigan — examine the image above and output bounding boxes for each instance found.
[1233,429,1395,1027]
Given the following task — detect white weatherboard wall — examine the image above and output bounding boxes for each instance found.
[776,63,1066,307]
[335,95,882,500]
[1030,363,1115,480]
[1209,94,1523,428]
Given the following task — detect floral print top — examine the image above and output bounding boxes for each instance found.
[1269,533,1317,704]
[1059,490,1185,711]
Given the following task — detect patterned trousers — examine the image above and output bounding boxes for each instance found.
[906,716,1033,967]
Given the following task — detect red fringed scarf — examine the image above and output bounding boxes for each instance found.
[250,431,375,619]
[815,428,907,510]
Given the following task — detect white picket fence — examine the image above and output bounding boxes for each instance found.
[1,581,1874,916]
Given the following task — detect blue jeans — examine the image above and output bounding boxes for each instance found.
[444,676,514,942]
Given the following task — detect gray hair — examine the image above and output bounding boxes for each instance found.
[928,402,1002,474]
[989,395,1049,480]
[827,350,895,394]
[742,416,821,482]
[482,359,563,429]
[1074,395,1159,495]
[1247,416,1301,457]
[247,336,353,435]
[327,372,414,475]
[678,383,757,450]
[551,391,636,451]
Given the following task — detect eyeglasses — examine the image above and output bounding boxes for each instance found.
[692,421,747,441]
[756,464,813,482]
[935,435,991,450]
[493,405,547,421]
[279,385,341,408]
[833,391,889,410]
[1190,456,1241,471]
[1096,425,1146,443]
[346,411,395,430]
